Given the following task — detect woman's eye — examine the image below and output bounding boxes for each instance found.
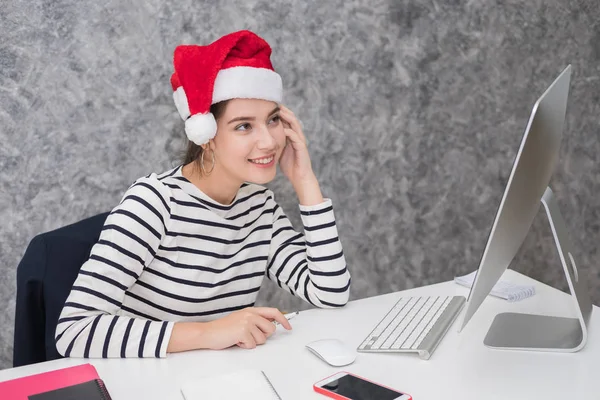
[268,115,281,125]
[235,123,252,131]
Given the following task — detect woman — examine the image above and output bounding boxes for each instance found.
[55,30,351,359]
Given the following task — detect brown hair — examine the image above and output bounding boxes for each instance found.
[182,100,230,169]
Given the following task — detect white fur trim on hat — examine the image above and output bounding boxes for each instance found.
[173,86,191,120]
[185,112,217,145]
[212,66,283,104]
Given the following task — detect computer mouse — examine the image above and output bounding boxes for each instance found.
[305,339,357,367]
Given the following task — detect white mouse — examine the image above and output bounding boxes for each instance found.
[305,338,357,366]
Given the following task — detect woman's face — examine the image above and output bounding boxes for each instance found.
[211,98,286,185]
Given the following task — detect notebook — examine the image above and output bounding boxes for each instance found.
[455,270,536,302]
[0,363,101,400]
[28,379,112,400]
[180,369,282,400]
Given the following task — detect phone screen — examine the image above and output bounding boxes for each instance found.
[320,374,403,400]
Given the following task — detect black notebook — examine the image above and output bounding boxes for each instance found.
[28,379,112,400]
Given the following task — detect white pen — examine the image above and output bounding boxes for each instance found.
[274,311,299,325]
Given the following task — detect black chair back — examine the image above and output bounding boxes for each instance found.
[13,212,109,367]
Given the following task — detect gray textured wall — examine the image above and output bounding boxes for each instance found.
[1,0,599,370]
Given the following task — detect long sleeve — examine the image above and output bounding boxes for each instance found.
[265,194,351,308]
[55,176,175,358]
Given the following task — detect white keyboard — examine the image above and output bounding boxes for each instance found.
[357,295,465,360]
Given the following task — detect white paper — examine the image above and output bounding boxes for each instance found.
[180,369,281,400]
[454,270,535,302]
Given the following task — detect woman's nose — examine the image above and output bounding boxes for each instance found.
[257,125,277,150]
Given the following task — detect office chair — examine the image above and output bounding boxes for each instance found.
[13,212,109,367]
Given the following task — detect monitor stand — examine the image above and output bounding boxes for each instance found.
[483,187,593,352]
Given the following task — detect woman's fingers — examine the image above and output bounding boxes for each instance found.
[238,332,257,349]
[234,307,295,350]
[253,315,277,338]
[250,325,267,345]
[283,127,304,147]
[280,106,307,144]
[251,307,292,330]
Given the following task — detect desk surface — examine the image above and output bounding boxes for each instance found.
[1,269,598,399]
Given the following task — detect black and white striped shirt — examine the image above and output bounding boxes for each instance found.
[55,165,351,359]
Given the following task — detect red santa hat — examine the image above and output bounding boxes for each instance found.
[171,30,283,145]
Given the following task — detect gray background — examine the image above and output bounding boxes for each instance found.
[1,0,599,369]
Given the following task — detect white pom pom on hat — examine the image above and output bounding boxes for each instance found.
[184,113,218,146]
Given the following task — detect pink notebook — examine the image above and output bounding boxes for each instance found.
[0,363,100,400]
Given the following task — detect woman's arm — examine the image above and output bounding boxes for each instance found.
[55,176,175,358]
[265,192,351,308]
[266,105,351,307]
[167,307,292,352]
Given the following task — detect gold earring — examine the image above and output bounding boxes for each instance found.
[200,148,215,175]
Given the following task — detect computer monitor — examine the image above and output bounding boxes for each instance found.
[458,65,592,352]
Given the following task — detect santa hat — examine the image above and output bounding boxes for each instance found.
[171,30,283,145]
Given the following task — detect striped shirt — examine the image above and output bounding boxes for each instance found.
[55,165,351,359]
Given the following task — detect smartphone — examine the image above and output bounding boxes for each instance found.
[313,371,412,400]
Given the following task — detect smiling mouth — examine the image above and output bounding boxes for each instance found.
[248,155,275,165]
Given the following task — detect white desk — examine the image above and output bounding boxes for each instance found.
[2,269,598,399]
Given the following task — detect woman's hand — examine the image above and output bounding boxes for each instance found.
[203,307,292,350]
[278,105,325,206]
[167,308,292,353]
[278,105,312,183]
